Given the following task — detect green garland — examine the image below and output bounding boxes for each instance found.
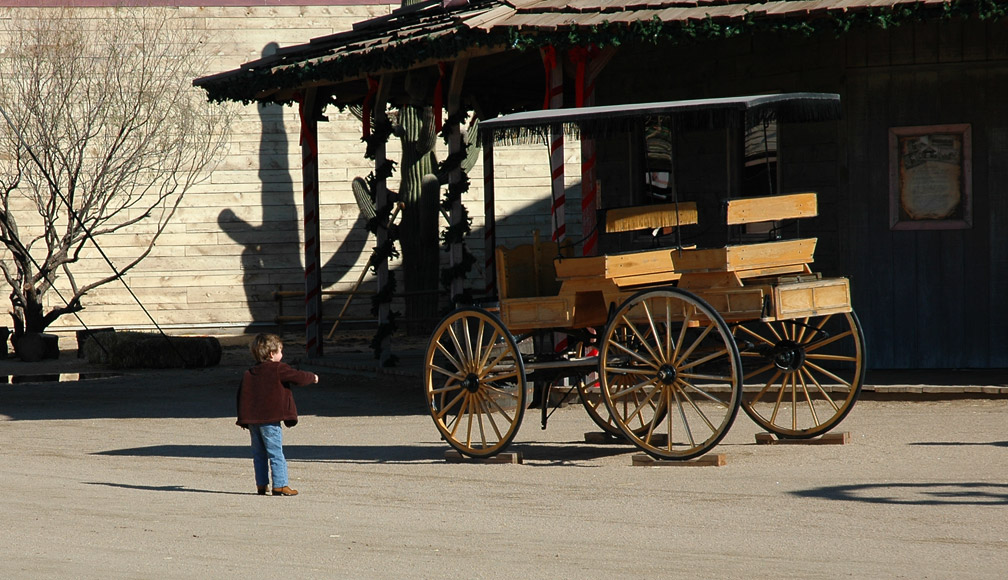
[362,115,401,366]
[198,1,1007,105]
[437,113,477,306]
[507,0,1007,51]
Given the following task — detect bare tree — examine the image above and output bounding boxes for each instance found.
[0,8,233,346]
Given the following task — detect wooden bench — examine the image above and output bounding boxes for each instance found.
[495,233,576,331]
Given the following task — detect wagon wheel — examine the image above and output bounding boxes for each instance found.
[598,288,742,460]
[734,310,865,438]
[424,308,528,458]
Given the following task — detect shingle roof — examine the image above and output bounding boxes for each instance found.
[193,0,990,104]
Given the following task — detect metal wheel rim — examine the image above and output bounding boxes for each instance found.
[598,288,742,460]
[423,308,527,458]
[735,310,865,438]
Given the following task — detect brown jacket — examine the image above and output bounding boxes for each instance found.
[236,361,315,428]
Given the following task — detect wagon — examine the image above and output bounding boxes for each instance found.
[423,93,866,461]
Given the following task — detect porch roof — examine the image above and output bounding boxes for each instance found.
[194,0,959,105]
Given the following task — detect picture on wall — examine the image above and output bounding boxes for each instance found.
[889,123,972,230]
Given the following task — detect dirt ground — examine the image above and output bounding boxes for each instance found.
[1,343,1006,579]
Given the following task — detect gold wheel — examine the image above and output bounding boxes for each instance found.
[599,288,742,460]
[424,308,527,457]
[735,310,865,438]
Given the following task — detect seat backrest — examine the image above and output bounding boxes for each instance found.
[724,192,817,225]
[495,233,572,299]
[604,201,699,233]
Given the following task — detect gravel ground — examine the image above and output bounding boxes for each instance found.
[1,345,1006,579]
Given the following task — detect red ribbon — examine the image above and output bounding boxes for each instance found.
[568,45,596,107]
[362,76,379,138]
[434,62,446,134]
[541,45,557,110]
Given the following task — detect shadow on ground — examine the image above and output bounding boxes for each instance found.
[791,482,1008,506]
[0,361,424,421]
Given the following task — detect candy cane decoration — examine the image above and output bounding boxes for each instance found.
[298,91,323,356]
[542,46,565,243]
[571,45,602,256]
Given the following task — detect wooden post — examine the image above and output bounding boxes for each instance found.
[373,77,393,365]
[482,131,496,298]
[577,46,615,257]
[297,88,324,357]
[446,59,469,302]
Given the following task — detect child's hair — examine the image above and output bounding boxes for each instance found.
[250,333,283,363]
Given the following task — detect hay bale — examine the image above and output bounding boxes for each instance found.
[83,331,221,369]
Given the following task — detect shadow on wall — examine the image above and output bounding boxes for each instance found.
[216,47,577,332]
[217,43,369,332]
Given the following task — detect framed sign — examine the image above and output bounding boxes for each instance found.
[889,124,972,230]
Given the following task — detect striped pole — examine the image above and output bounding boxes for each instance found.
[543,46,565,243]
[482,132,496,298]
[572,45,601,256]
[542,46,568,357]
[297,90,323,357]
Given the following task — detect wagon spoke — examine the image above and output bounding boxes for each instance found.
[802,366,841,413]
[620,312,663,365]
[607,336,660,369]
[804,360,852,388]
[679,378,731,407]
[446,324,470,370]
[674,324,714,367]
[790,372,799,431]
[672,386,697,448]
[434,339,466,375]
[797,370,821,427]
[429,363,467,385]
[463,317,475,370]
[803,329,854,353]
[742,361,776,381]
[641,299,666,361]
[476,327,502,370]
[477,392,505,441]
[641,387,668,448]
[735,323,776,347]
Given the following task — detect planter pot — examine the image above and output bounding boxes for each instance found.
[15,332,60,362]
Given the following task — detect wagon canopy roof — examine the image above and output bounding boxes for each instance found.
[194,0,968,105]
[479,92,841,143]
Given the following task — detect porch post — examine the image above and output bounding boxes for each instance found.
[298,88,324,357]
[373,78,393,365]
[482,131,496,298]
[446,58,469,302]
[575,46,616,256]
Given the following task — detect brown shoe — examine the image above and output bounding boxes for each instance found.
[272,486,298,496]
[256,486,267,495]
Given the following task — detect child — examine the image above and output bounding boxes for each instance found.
[236,333,318,496]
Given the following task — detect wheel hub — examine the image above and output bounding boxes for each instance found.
[461,373,480,393]
[772,340,805,372]
[656,364,678,385]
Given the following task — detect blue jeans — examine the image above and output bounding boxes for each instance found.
[249,423,287,488]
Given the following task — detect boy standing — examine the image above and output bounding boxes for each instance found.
[236,333,318,496]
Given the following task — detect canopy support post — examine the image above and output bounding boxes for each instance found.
[298,87,324,357]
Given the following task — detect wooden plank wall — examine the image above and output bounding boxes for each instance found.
[843,18,1008,368]
[597,17,1007,368]
[0,4,556,337]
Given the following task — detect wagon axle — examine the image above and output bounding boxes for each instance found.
[461,373,480,393]
[771,340,806,372]
[656,364,678,385]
